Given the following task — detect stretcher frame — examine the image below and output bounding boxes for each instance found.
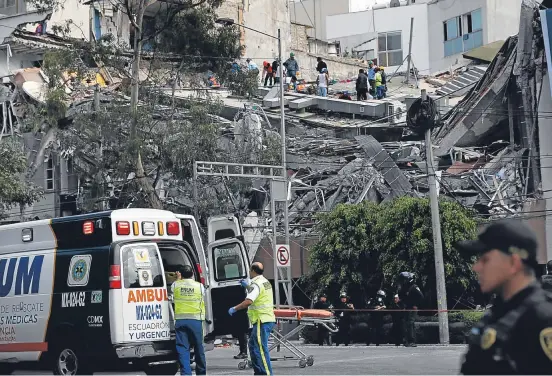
[237,306,338,370]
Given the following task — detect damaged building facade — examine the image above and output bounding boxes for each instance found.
[235,0,552,284]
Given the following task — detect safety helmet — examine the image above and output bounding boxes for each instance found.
[376,290,386,298]
[398,271,415,284]
[339,291,347,298]
[290,52,295,57]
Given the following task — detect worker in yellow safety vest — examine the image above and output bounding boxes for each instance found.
[228,262,276,375]
[172,265,207,376]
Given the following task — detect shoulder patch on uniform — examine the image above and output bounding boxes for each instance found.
[539,328,552,361]
[480,328,496,350]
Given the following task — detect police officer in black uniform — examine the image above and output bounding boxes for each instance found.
[313,294,332,346]
[397,272,424,347]
[334,292,354,346]
[366,290,386,346]
[541,260,552,292]
[458,219,552,374]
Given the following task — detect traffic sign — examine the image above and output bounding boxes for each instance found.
[275,244,290,268]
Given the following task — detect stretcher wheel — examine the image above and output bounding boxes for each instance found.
[307,356,314,366]
[299,359,307,368]
[238,361,248,370]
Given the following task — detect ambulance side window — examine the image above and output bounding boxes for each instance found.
[122,244,164,288]
[213,243,246,281]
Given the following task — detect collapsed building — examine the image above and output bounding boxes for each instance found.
[242,0,551,269]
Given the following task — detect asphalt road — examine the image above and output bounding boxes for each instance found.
[9,343,466,375]
[207,345,466,375]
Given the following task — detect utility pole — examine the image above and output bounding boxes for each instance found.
[278,28,292,307]
[422,89,449,344]
[405,17,414,84]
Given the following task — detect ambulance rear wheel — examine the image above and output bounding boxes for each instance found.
[52,345,87,375]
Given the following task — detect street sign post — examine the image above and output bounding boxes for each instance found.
[275,244,290,268]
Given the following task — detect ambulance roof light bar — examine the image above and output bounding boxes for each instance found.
[166,221,180,236]
[116,221,131,235]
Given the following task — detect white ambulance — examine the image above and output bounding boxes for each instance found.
[0,209,250,375]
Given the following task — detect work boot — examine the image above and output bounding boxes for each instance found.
[234,352,248,359]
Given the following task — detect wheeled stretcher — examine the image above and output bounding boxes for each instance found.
[237,306,338,370]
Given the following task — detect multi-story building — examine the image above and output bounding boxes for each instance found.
[326,0,523,74]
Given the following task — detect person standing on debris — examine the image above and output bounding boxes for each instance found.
[375,68,385,100]
[228,262,275,376]
[379,67,387,98]
[397,272,423,347]
[317,68,329,97]
[458,219,552,374]
[316,57,328,73]
[367,60,376,97]
[172,265,207,376]
[314,294,332,346]
[356,69,369,101]
[284,52,299,78]
[272,59,280,84]
[334,292,354,346]
[541,260,552,292]
[390,294,405,346]
[246,58,259,82]
[262,61,274,87]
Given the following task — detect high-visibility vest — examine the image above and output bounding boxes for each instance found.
[247,275,276,324]
[173,279,205,321]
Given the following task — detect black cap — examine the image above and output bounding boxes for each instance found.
[456,219,538,266]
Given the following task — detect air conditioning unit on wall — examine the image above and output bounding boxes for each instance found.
[386,101,407,124]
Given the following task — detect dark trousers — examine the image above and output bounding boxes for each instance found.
[335,320,350,346]
[402,311,417,345]
[391,315,404,345]
[264,74,273,87]
[237,331,248,354]
[369,313,384,345]
[317,324,330,345]
[368,79,376,96]
[175,319,206,375]
[357,89,368,101]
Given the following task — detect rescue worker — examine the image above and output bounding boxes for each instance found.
[356,69,369,101]
[375,68,384,100]
[366,290,386,346]
[541,260,552,292]
[283,52,299,78]
[314,294,331,346]
[457,219,552,374]
[172,265,207,376]
[334,292,354,346]
[367,60,376,97]
[228,262,275,375]
[397,271,423,347]
[317,68,329,97]
[390,294,404,346]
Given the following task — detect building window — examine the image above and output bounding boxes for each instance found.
[444,8,483,57]
[377,31,402,67]
[46,156,54,191]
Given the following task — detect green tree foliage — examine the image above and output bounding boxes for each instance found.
[0,140,43,218]
[305,197,480,306]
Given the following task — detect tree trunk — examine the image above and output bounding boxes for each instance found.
[130,0,163,209]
